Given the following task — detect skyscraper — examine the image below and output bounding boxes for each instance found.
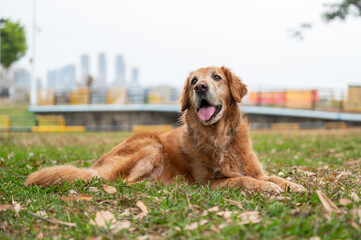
[46,65,76,91]
[97,53,106,89]
[114,55,125,86]
[81,55,90,87]
[131,67,139,87]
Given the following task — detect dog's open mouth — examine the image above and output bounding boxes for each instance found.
[197,99,222,122]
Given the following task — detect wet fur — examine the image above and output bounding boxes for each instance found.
[25,66,306,193]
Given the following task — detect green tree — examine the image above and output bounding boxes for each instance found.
[323,0,361,21]
[0,19,27,96]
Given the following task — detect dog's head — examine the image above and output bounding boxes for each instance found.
[180,66,247,125]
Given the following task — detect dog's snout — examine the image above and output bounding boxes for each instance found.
[194,82,208,94]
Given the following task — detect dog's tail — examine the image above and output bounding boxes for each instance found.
[24,165,99,187]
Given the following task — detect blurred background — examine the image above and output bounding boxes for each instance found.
[0,0,361,132]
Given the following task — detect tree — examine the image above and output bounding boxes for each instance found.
[323,0,361,21]
[0,19,27,96]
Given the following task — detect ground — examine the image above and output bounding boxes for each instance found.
[0,129,361,239]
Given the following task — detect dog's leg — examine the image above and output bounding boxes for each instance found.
[25,133,164,187]
[257,176,306,193]
[210,177,283,192]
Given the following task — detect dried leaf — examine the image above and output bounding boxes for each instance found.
[297,169,316,176]
[35,211,48,218]
[339,198,352,206]
[0,204,13,211]
[225,199,244,209]
[350,192,360,203]
[110,220,131,234]
[351,221,359,230]
[136,201,148,214]
[88,187,99,193]
[61,194,94,202]
[238,211,260,225]
[184,220,208,230]
[102,184,117,194]
[208,206,219,212]
[90,211,116,227]
[316,190,341,214]
[13,203,21,213]
[217,211,234,219]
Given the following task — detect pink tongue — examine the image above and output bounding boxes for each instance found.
[198,106,216,121]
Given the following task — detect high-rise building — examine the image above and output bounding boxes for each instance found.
[131,67,139,87]
[114,55,125,86]
[47,70,57,89]
[97,53,106,89]
[59,65,76,90]
[81,55,90,87]
[13,68,31,89]
[47,65,76,91]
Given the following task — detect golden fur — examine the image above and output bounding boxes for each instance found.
[25,66,306,193]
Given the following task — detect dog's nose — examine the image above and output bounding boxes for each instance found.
[194,82,208,94]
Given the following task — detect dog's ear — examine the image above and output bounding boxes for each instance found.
[180,74,192,111]
[221,66,248,103]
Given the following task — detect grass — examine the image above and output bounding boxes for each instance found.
[0,129,361,239]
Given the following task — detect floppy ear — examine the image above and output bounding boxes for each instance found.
[221,66,248,103]
[180,74,192,111]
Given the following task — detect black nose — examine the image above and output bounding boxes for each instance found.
[194,82,208,94]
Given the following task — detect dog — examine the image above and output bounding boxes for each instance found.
[25,66,306,193]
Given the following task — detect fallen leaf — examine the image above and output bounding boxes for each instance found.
[184,220,208,230]
[36,232,44,239]
[238,211,260,225]
[339,199,352,206]
[225,199,244,209]
[13,202,21,213]
[297,169,316,176]
[0,204,13,211]
[316,190,341,215]
[136,201,148,214]
[208,206,219,212]
[36,211,48,218]
[350,192,360,203]
[61,194,94,202]
[102,184,117,194]
[88,187,99,193]
[110,220,131,234]
[90,211,116,227]
[351,221,359,230]
[217,211,234,219]
[69,189,77,195]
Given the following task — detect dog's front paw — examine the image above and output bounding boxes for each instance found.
[287,182,307,193]
[262,182,283,193]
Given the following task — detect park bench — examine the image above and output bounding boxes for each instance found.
[324,122,347,129]
[32,115,85,132]
[0,115,10,132]
[271,123,300,130]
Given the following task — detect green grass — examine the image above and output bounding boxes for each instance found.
[0,103,35,127]
[0,129,361,239]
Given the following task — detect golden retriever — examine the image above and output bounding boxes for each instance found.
[25,66,306,193]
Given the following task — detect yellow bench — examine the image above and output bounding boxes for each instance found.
[32,126,85,132]
[37,115,66,126]
[271,123,300,130]
[132,125,174,133]
[33,115,85,132]
[324,122,347,129]
[0,115,10,131]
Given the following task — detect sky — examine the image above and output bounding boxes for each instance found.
[1,0,361,92]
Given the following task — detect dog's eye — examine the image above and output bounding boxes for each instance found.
[191,78,198,85]
[214,75,222,81]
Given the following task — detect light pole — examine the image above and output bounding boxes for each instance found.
[0,18,6,95]
[30,0,37,105]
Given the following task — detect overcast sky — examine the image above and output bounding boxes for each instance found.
[1,0,361,92]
